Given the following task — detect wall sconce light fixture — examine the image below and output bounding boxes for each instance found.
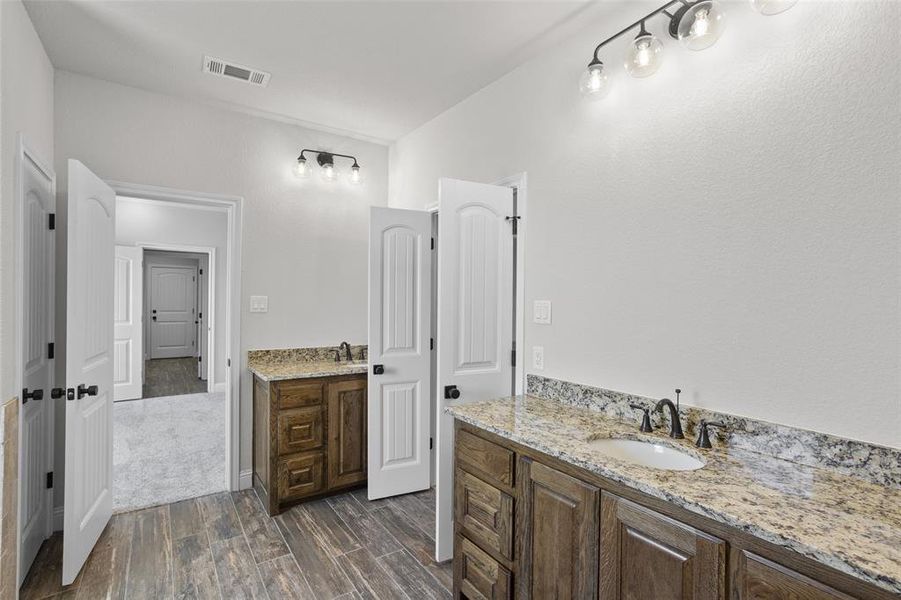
[294,149,362,185]
[581,0,794,99]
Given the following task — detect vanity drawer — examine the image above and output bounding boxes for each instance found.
[278,407,324,455]
[276,380,324,409]
[457,430,515,489]
[455,469,513,561]
[278,451,324,501]
[455,534,512,600]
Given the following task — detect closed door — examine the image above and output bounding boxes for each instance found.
[63,159,115,584]
[367,207,432,500]
[328,378,367,488]
[149,265,196,359]
[518,457,600,599]
[600,492,726,600]
[19,145,55,583]
[113,246,143,401]
[436,177,515,560]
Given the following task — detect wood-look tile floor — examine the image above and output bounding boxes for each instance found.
[21,487,451,600]
[142,358,207,399]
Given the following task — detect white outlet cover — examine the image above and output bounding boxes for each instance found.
[533,300,552,324]
[532,346,545,370]
[250,295,269,313]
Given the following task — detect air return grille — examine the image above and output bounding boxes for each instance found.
[203,55,270,87]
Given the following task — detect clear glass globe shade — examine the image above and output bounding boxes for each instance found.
[579,63,611,100]
[350,166,362,185]
[624,33,663,78]
[677,1,726,51]
[321,163,337,182]
[749,0,797,15]
[293,159,309,178]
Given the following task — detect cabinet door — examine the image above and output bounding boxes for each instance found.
[327,377,367,489]
[731,549,855,600]
[517,457,600,600]
[600,493,725,600]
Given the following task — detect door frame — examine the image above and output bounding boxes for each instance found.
[14,134,56,586]
[429,172,528,562]
[139,245,214,392]
[107,181,243,491]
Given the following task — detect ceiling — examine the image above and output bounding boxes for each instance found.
[25,0,600,143]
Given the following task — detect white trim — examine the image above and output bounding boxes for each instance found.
[52,506,65,533]
[107,181,243,492]
[15,135,57,585]
[492,172,528,395]
[132,240,216,393]
[239,469,253,490]
[213,382,227,394]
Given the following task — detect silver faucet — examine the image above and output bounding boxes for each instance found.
[338,341,353,362]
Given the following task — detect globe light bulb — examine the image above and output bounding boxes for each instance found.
[625,32,663,78]
[750,0,797,15]
[579,60,611,100]
[350,164,362,185]
[676,1,726,51]
[293,157,309,178]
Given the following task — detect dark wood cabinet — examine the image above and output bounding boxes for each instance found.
[455,534,512,600]
[600,492,725,600]
[731,549,855,600]
[253,373,367,515]
[517,457,600,600]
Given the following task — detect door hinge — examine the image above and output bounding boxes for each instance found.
[198,355,202,362]
[47,342,54,359]
[46,472,53,489]
[431,237,435,250]
[505,215,520,235]
[198,312,202,319]
[430,337,434,351]
[199,268,203,275]
[429,437,433,450]
[227,358,232,367]
[511,349,516,367]
[48,213,56,230]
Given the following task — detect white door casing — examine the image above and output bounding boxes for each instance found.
[435,178,515,561]
[149,265,197,359]
[63,160,115,585]
[367,207,432,500]
[18,142,55,584]
[113,246,143,401]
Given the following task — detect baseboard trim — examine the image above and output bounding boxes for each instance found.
[239,469,253,490]
[213,382,227,394]
[52,506,64,532]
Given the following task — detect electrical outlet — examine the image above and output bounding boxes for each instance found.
[533,300,552,324]
[532,346,544,370]
[249,295,269,313]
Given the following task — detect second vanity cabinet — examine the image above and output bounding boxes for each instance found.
[253,373,366,515]
[452,421,894,600]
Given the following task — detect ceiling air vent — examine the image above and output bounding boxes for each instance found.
[203,55,270,87]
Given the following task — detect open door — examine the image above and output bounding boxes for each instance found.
[63,160,116,584]
[435,178,515,560]
[113,246,143,401]
[367,207,432,500]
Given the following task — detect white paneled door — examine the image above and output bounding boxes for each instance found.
[18,145,55,584]
[367,207,432,500]
[63,160,115,585]
[149,265,197,359]
[436,178,515,561]
[113,246,143,401]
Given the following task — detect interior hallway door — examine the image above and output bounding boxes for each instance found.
[148,265,197,358]
[113,246,143,401]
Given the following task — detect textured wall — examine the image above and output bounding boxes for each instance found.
[389,1,901,447]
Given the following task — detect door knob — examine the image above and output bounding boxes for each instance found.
[372,364,385,375]
[152,316,157,321]
[444,385,460,400]
[22,388,44,403]
[77,384,98,399]
[51,388,66,399]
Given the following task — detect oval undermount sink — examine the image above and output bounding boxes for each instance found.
[586,438,705,471]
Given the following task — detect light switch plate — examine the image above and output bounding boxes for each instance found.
[533,300,552,325]
[249,295,269,313]
[532,346,545,370]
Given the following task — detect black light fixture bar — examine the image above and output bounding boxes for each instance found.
[297,148,360,168]
[590,0,682,60]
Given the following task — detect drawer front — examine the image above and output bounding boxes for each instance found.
[457,430,515,488]
[455,469,513,561]
[455,535,512,600]
[276,380,324,410]
[278,407,324,455]
[278,452,324,501]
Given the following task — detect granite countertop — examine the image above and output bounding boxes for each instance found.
[446,394,901,594]
[248,360,368,382]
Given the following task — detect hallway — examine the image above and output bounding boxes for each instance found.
[142,358,207,399]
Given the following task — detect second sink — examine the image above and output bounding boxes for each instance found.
[586,438,705,471]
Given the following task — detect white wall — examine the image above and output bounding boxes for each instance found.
[54,70,389,487]
[389,0,901,448]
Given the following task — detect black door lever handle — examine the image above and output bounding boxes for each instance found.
[77,384,98,399]
[22,388,44,403]
[372,364,385,375]
[51,388,66,399]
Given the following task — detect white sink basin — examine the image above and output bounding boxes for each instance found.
[586,438,705,471]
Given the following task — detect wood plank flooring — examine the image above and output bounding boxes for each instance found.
[20,487,450,600]
[142,358,207,399]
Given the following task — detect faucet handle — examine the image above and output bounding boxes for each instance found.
[629,404,654,433]
[695,420,726,449]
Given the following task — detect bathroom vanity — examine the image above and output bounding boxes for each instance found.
[249,347,368,515]
[448,393,900,600]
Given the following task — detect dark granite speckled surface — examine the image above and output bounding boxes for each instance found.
[247,345,367,381]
